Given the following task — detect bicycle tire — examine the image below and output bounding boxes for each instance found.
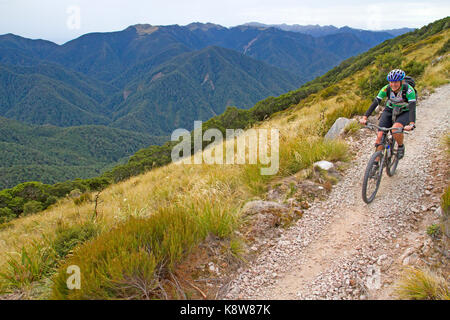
[362,151,384,204]
[386,139,399,177]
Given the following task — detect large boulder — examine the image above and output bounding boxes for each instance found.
[325,117,356,140]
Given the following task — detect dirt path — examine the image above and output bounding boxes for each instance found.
[224,84,450,300]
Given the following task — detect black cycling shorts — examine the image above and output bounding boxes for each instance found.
[378,108,410,130]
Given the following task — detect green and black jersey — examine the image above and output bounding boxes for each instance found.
[376,84,417,109]
[364,83,417,123]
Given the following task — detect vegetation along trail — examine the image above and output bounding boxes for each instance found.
[225,84,450,299]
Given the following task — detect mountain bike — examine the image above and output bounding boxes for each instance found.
[361,123,409,204]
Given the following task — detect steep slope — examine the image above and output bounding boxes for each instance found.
[0,63,116,126]
[230,27,365,79]
[184,24,374,79]
[108,46,304,135]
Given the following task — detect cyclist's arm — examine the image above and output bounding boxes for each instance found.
[364,85,388,118]
[364,97,382,118]
[408,100,416,123]
[406,84,416,124]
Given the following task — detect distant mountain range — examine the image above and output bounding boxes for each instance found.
[0,22,410,188]
[243,22,415,39]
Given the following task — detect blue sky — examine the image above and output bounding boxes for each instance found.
[0,0,449,44]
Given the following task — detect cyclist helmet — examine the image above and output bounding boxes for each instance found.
[386,69,405,82]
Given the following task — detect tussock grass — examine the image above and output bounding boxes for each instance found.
[0,242,57,291]
[443,133,450,156]
[0,221,99,293]
[229,237,245,261]
[395,267,449,300]
[321,101,369,136]
[343,121,363,135]
[279,134,349,176]
[421,57,450,90]
[51,195,240,299]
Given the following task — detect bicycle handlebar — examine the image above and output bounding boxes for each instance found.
[364,123,409,134]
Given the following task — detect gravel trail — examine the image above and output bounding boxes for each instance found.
[225,84,450,300]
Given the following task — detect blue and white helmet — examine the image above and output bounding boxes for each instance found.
[387,69,405,82]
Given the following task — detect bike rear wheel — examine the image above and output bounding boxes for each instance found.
[362,151,384,204]
[386,139,399,177]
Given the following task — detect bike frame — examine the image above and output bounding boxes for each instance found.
[366,123,405,165]
[362,123,409,203]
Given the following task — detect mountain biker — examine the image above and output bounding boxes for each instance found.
[359,69,416,164]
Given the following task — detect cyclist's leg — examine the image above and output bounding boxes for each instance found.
[392,111,409,158]
[375,130,384,148]
[392,122,404,145]
[375,109,392,162]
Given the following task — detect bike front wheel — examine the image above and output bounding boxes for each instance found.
[362,151,384,204]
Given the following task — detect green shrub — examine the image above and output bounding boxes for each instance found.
[320,85,340,99]
[0,207,15,223]
[427,224,442,238]
[44,196,58,208]
[23,200,44,216]
[358,49,404,98]
[403,60,427,78]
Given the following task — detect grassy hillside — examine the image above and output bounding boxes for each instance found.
[0,17,448,299]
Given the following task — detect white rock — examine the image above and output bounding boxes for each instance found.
[313,160,335,171]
